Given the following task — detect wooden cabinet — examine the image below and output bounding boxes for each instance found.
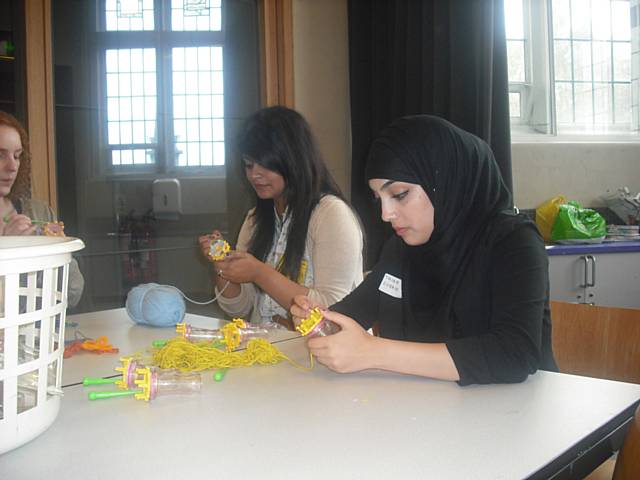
[551,301,640,384]
[548,244,640,383]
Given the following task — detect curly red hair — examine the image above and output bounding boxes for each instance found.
[0,110,31,201]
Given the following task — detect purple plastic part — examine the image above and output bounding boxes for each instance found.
[184,324,193,338]
[125,359,139,389]
[149,369,158,400]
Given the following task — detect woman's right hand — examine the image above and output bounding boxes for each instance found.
[198,229,225,271]
[1,213,37,236]
[291,298,377,373]
[290,295,325,328]
[306,310,375,373]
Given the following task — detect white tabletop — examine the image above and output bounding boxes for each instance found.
[2,329,640,479]
[62,308,298,386]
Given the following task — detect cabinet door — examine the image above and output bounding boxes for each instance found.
[551,301,640,384]
[590,252,640,309]
[548,254,590,303]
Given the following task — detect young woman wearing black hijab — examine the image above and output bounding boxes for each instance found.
[291,115,557,385]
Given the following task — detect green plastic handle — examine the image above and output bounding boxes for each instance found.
[152,339,168,348]
[88,389,141,400]
[214,368,229,382]
[83,377,118,386]
[3,214,46,225]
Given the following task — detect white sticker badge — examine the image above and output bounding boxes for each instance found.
[378,273,402,299]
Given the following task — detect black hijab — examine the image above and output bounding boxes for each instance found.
[365,115,519,339]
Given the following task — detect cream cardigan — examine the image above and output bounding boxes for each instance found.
[215,195,363,324]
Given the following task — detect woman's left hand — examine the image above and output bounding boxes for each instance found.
[216,251,265,284]
[307,310,377,373]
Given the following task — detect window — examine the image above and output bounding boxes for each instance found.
[98,0,225,172]
[505,0,639,137]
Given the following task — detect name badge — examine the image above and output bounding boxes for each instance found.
[378,273,402,299]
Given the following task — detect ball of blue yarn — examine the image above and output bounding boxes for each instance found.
[126,283,186,327]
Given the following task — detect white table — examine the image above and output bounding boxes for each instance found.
[62,308,298,387]
[1,311,639,479]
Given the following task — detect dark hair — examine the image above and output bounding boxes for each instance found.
[237,106,346,281]
[0,111,31,201]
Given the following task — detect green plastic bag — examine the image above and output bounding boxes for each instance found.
[551,201,607,242]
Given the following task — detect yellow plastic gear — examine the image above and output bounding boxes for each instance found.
[220,318,247,351]
[208,239,231,261]
[114,356,133,389]
[133,367,152,402]
[295,308,324,336]
[175,322,187,337]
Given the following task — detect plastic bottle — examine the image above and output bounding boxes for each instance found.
[295,308,340,338]
[176,322,270,345]
[88,367,201,402]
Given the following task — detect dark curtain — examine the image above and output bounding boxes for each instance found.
[348,0,512,267]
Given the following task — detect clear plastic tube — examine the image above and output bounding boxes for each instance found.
[16,372,38,413]
[238,326,270,342]
[151,368,202,400]
[306,318,341,338]
[184,325,269,344]
[184,326,225,343]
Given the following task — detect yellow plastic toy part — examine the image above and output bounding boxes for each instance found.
[295,308,324,336]
[43,221,65,237]
[176,322,187,337]
[220,318,246,351]
[114,356,133,389]
[208,239,231,261]
[134,367,152,402]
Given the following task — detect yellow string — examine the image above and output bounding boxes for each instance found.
[152,337,314,372]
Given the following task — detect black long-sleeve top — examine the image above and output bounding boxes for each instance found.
[332,222,558,386]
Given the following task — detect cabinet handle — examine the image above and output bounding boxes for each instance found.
[586,254,596,287]
[579,255,597,288]
[580,255,589,288]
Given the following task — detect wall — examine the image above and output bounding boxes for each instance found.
[512,143,640,209]
[292,0,352,198]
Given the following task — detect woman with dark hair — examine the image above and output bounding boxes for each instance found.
[0,110,85,307]
[199,106,363,326]
[291,115,557,385]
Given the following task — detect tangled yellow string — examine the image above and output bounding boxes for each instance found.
[152,337,313,372]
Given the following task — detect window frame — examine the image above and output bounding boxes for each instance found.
[508,0,639,143]
[95,0,227,177]
[26,0,293,203]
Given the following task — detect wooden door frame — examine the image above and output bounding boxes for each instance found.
[259,0,294,107]
[24,0,57,211]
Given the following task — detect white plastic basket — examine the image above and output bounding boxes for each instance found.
[0,236,84,454]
